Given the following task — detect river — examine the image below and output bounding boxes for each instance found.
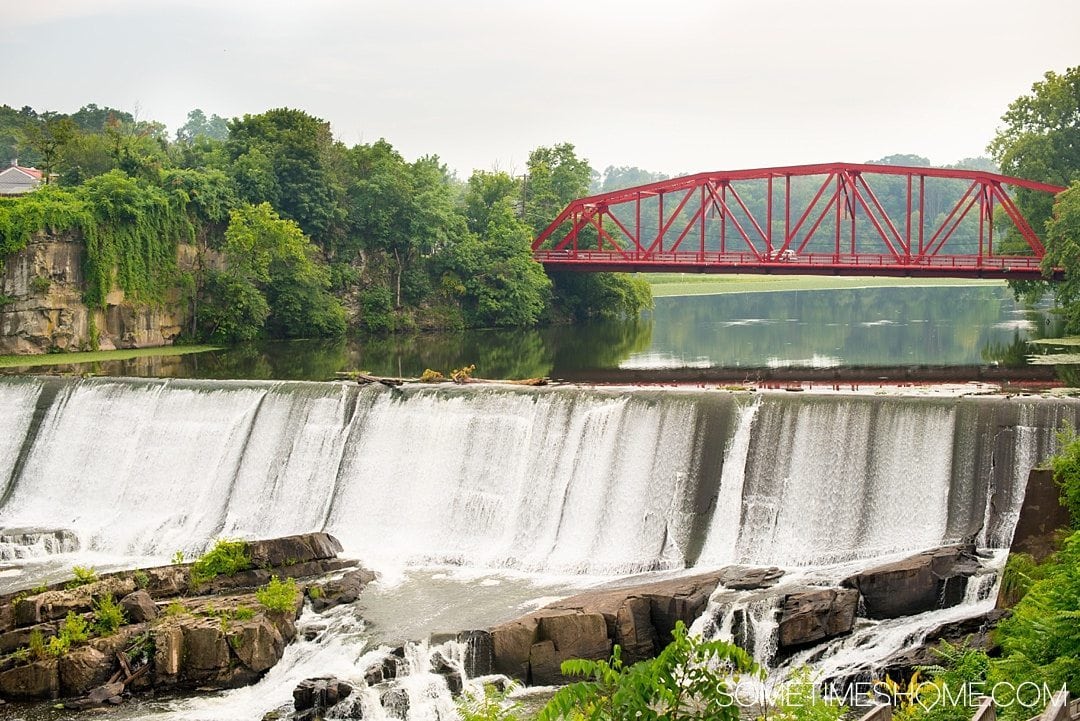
[0,284,1058,381]
[0,283,1070,721]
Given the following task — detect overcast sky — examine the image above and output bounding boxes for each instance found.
[2,0,1077,178]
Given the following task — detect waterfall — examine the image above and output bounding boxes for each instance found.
[0,378,1075,574]
[0,377,1076,720]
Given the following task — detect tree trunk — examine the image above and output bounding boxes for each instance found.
[393,248,403,309]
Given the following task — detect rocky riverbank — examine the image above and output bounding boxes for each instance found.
[472,543,994,687]
[0,533,373,710]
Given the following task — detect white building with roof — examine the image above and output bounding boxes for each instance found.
[0,161,44,195]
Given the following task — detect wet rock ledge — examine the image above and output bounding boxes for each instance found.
[477,544,990,686]
[0,532,374,709]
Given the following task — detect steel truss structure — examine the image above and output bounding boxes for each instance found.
[531,163,1065,279]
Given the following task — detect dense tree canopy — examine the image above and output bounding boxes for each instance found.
[0,102,655,347]
[988,67,1080,327]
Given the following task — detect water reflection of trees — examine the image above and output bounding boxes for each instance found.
[32,286,1052,381]
[353,330,554,379]
[544,319,654,371]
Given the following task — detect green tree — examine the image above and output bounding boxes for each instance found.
[525,142,595,238]
[1044,184,1080,331]
[463,170,521,235]
[69,104,134,133]
[988,67,1080,248]
[525,143,653,321]
[58,131,118,185]
[442,200,551,327]
[343,142,465,308]
[176,108,229,144]
[0,105,40,166]
[199,202,344,342]
[23,115,77,182]
[549,271,653,322]
[101,115,169,181]
[226,108,343,243]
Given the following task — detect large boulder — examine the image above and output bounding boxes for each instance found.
[0,658,59,699]
[458,629,493,678]
[843,545,981,619]
[532,613,611,685]
[490,570,727,683]
[491,619,536,680]
[152,625,184,682]
[247,533,344,569]
[59,644,115,696]
[307,568,376,612]
[120,590,159,623]
[293,676,353,716]
[228,619,286,674]
[14,575,137,625]
[182,620,233,673]
[777,588,858,649]
[718,566,785,590]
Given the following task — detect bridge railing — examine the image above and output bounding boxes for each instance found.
[533,249,1045,271]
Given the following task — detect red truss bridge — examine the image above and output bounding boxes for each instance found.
[531,163,1066,279]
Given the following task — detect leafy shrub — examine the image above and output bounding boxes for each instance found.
[92,594,126,636]
[992,529,1080,706]
[197,270,269,343]
[457,683,522,721]
[358,286,396,334]
[539,620,760,721]
[767,667,847,721]
[307,585,323,600]
[1051,423,1080,527]
[171,550,185,565]
[165,601,186,617]
[27,629,47,661]
[255,576,298,614]
[66,565,97,589]
[233,605,256,621]
[30,276,51,294]
[883,643,990,721]
[1000,552,1050,606]
[47,612,90,657]
[127,631,155,664]
[133,570,150,589]
[190,538,250,586]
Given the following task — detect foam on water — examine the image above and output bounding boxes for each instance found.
[0,378,1075,720]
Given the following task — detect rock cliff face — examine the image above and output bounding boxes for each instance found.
[0,232,190,354]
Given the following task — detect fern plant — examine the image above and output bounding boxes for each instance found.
[457,683,522,721]
[538,620,761,721]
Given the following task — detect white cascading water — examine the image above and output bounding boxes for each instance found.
[0,377,1077,720]
[0,378,42,495]
[723,397,957,566]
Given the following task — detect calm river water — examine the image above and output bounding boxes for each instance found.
[1,284,1059,381]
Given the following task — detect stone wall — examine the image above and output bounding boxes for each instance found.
[0,232,190,354]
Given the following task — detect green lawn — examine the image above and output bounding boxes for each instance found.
[644,273,1007,297]
[0,345,220,369]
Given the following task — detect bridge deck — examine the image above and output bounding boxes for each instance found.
[535,250,1054,280]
